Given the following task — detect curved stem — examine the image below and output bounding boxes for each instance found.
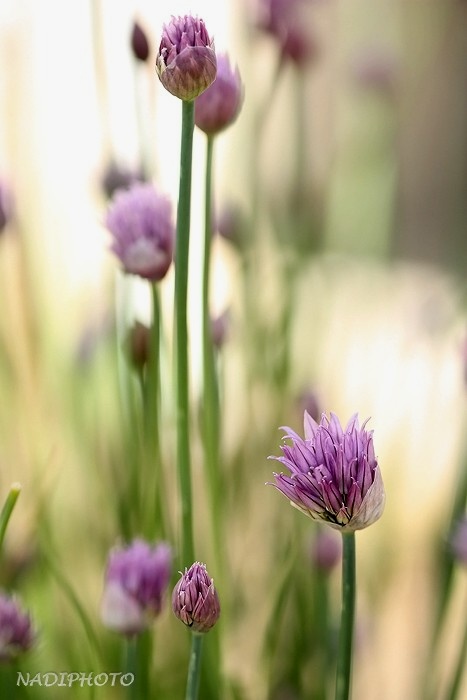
[0,483,21,554]
[175,99,195,567]
[335,532,356,700]
[185,633,204,700]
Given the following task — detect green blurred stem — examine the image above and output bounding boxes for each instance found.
[185,633,204,700]
[446,604,467,700]
[335,532,356,700]
[0,484,21,554]
[126,633,151,700]
[175,99,195,567]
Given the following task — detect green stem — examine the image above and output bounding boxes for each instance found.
[185,633,204,700]
[0,483,21,554]
[445,603,467,700]
[175,99,195,568]
[126,632,152,700]
[335,533,356,700]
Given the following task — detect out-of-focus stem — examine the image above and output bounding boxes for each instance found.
[0,483,21,554]
[335,533,356,700]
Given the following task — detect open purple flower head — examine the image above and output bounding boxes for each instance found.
[172,562,220,633]
[0,592,35,663]
[195,53,243,135]
[101,539,172,636]
[156,16,217,101]
[106,183,174,282]
[269,412,385,532]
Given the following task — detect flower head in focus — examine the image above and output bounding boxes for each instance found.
[195,53,243,135]
[101,539,172,636]
[0,592,35,663]
[106,183,174,282]
[269,412,385,532]
[450,516,467,565]
[156,16,217,101]
[172,562,220,633]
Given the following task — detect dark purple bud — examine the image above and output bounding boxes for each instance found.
[105,182,174,282]
[172,562,220,633]
[195,53,243,135]
[0,593,35,663]
[131,21,150,63]
[101,539,172,636]
[126,321,151,370]
[156,15,217,101]
[101,161,145,200]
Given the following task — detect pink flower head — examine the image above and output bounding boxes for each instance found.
[195,53,243,135]
[156,16,217,101]
[106,183,174,282]
[0,593,35,663]
[269,412,385,532]
[172,562,220,633]
[101,539,172,636]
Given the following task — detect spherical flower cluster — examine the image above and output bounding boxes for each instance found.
[156,16,217,101]
[172,562,220,633]
[269,412,385,532]
[194,53,243,135]
[0,592,35,663]
[105,183,174,282]
[100,539,172,636]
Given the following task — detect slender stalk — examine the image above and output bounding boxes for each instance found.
[0,483,21,554]
[125,637,137,700]
[174,99,196,567]
[126,632,152,700]
[445,605,467,700]
[185,633,204,700]
[335,533,356,700]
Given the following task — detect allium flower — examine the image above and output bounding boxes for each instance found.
[450,516,467,565]
[101,160,144,200]
[194,54,243,135]
[101,539,172,636]
[0,593,35,663]
[106,183,174,282]
[156,16,217,101]
[309,529,341,572]
[172,562,220,633]
[269,412,385,532]
[131,21,150,63]
[256,0,318,67]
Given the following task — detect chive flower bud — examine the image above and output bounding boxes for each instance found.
[310,529,341,572]
[0,592,35,663]
[0,181,12,234]
[269,412,385,532]
[100,539,172,636]
[101,160,144,200]
[450,516,467,565]
[105,182,174,282]
[156,15,217,101]
[172,562,220,633]
[194,53,243,135]
[131,21,150,63]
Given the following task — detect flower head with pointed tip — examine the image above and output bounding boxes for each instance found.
[195,53,243,135]
[269,412,385,532]
[156,16,217,101]
[172,562,220,633]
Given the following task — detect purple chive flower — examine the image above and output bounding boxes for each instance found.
[0,181,12,234]
[131,21,150,63]
[194,53,243,135]
[450,517,467,565]
[0,592,35,663]
[309,529,341,572]
[269,412,385,531]
[211,310,230,348]
[156,16,217,101]
[172,562,220,633]
[105,182,174,282]
[256,0,318,67]
[100,539,172,636]
[101,160,145,200]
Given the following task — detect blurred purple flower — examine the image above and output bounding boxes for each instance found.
[131,21,150,63]
[269,412,385,531]
[105,182,174,282]
[0,181,12,233]
[211,310,230,349]
[101,161,144,200]
[195,53,244,135]
[172,562,220,633]
[351,45,398,93]
[0,592,35,663]
[156,16,217,101]
[309,528,341,572]
[297,389,321,423]
[450,517,467,565]
[101,539,172,636]
[256,0,318,67]
[215,202,245,248]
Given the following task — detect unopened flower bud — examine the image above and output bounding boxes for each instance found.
[0,592,35,663]
[211,310,230,349]
[309,529,341,572]
[156,15,217,101]
[126,321,151,371]
[131,21,150,63]
[450,516,467,565]
[195,54,243,135]
[172,562,220,633]
[101,161,144,200]
[0,181,12,234]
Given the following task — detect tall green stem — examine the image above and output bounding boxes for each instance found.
[0,483,21,554]
[185,633,204,700]
[335,533,356,700]
[446,605,467,700]
[175,99,195,567]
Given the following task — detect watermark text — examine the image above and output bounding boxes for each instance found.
[17,672,134,688]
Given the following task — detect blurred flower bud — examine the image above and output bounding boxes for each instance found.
[126,321,151,371]
[309,528,341,572]
[351,45,398,93]
[215,202,245,248]
[297,389,321,422]
[156,16,217,101]
[131,21,150,63]
[450,516,467,565]
[195,53,244,135]
[101,161,145,200]
[0,593,35,663]
[256,0,318,68]
[101,539,172,636]
[0,180,12,234]
[211,310,230,348]
[172,562,220,633]
[106,183,174,282]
